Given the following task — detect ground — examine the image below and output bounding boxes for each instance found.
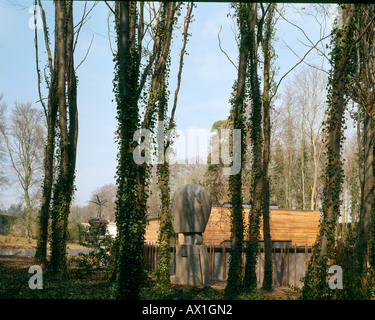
[0,254,301,300]
[0,236,301,300]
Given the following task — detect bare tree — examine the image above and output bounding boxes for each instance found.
[0,95,9,191]
[0,101,45,239]
[291,68,327,210]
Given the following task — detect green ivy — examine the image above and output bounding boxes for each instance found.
[112,2,148,300]
[224,3,248,298]
[302,4,358,299]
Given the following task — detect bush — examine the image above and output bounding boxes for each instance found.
[68,225,115,278]
[66,221,85,242]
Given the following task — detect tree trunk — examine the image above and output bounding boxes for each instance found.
[316,4,355,264]
[113,1,158,300]
[50,0,78,276]
[224,2,248,298]
[244,2,264,293]
[24,188,32,240]
[34,0,58,265]
[260,2,276,291]
[35,84,57,263]
[356,17,375,276]
[302,4,356,299]
[49,0,67,275]
[157,2,192,287]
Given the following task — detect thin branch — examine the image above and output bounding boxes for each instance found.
[104,1,119,22]
[38,0,52,74]
[270,33,331,101]
[107,10,115,55]
[75,33,94,72]
[276,6,330,62]
[169,2,194,132]
[282,39,329,75]
[344,13,375,66]
[218,25,238,71]
[73,1,98,53]
[34,0,47,118]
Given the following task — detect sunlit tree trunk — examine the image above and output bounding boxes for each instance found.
[50,0,78,276]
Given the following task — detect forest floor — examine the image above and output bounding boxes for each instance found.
[0,254,301,300]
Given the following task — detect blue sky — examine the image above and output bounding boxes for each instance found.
[0,1,333,207]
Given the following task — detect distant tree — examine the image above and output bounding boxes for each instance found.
[0,95,9,191]
[205,120,231,206]
[0,101,44,239]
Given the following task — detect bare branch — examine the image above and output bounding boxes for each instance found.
[270,33,331,101]
[276,6,330,62]
[38,0,53,73]
[218,25,238,71]
[75,34,94,72]
[73,1,98,53]
[281,39,330,75]
[104,1,119,22]
[107,9,115,55]
[34,0,47,118]
[169,2,194,132]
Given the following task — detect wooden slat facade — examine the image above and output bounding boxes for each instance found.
[145,206,321,246]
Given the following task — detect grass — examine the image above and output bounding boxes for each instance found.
[0,235,88,250]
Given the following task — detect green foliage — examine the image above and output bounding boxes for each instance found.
[68,226,115,279]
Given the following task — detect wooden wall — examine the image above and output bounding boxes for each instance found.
[145,206,321,246]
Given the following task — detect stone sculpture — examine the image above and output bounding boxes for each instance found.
[171,184,212,286]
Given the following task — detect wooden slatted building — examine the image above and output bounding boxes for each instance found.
[145,205,321,246]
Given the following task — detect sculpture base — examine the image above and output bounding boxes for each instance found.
[173,244,209,286]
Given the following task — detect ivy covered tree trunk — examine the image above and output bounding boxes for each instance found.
[156,70,172,288]
[34,0,59,265]
[244,2,263,294]
[50,0,78,276]
[35,77,57,264]
[113,1,147,300]
[302,4,356,299]
[157,159,173,286]
[224,3,248,298]
[260,3,276,291]
[156,3,193,287]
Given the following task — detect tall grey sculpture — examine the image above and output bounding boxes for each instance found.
[171,184,212,286]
